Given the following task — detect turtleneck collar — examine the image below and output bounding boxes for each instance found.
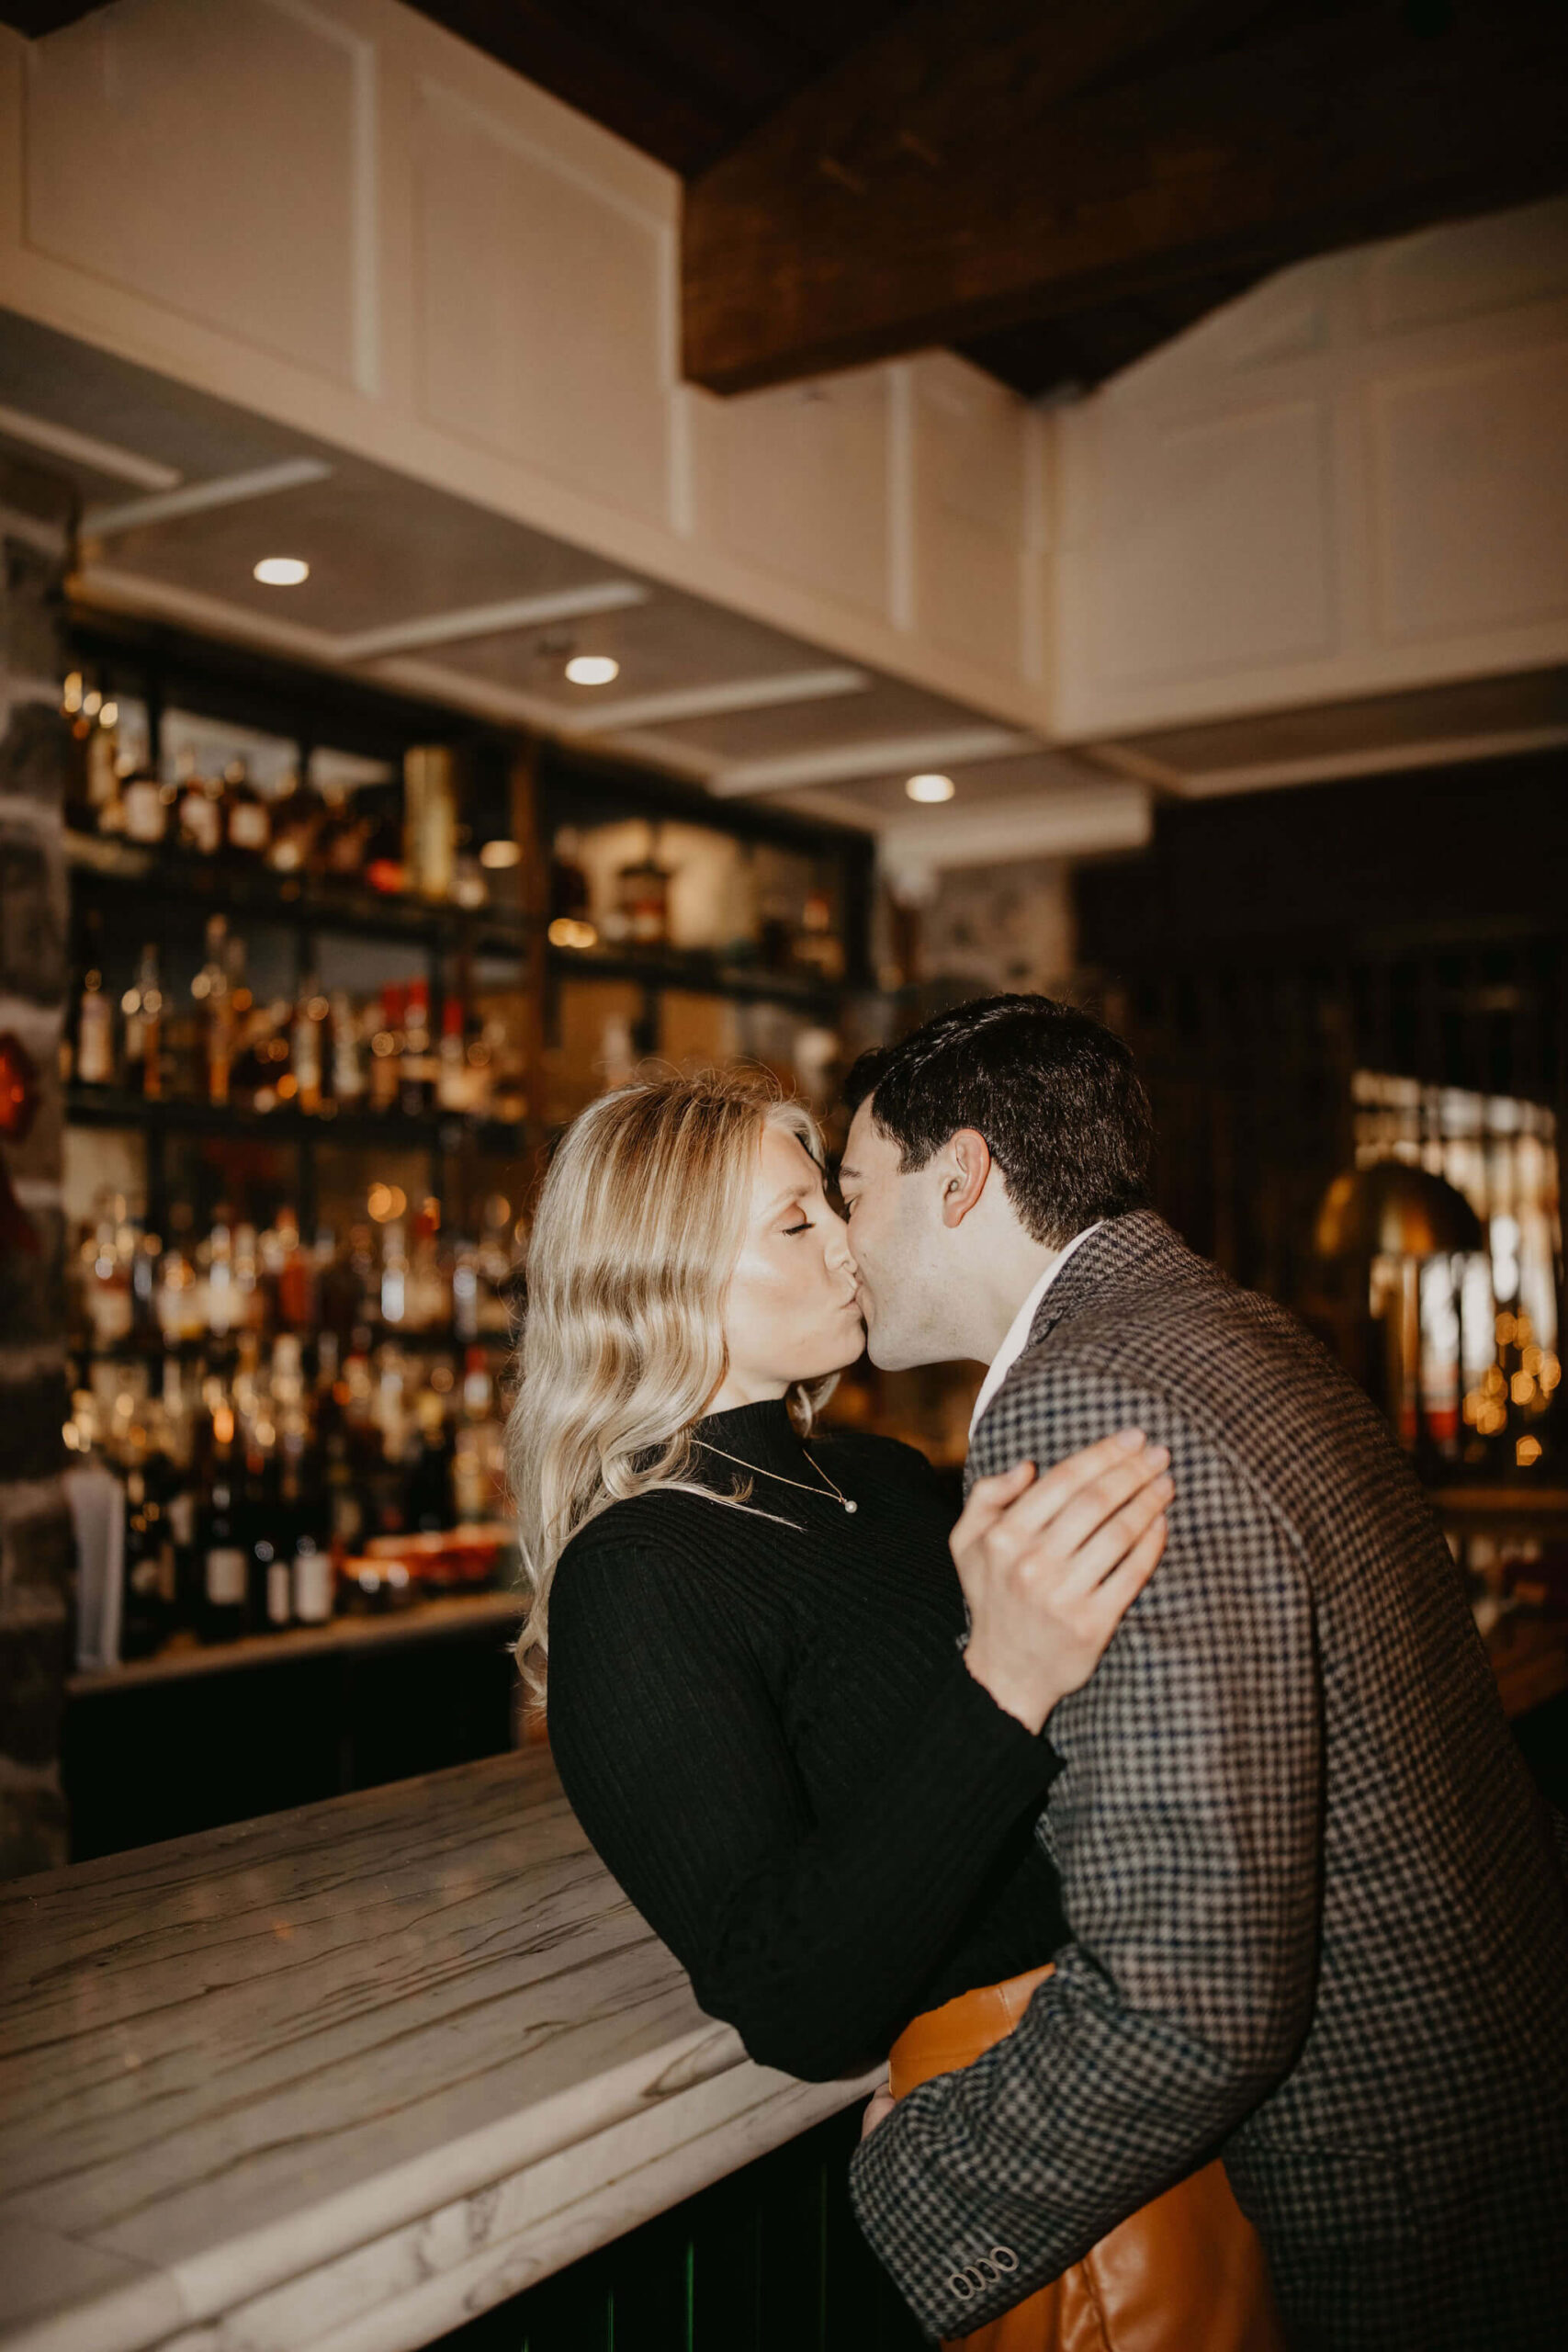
[691,1396,811,1480]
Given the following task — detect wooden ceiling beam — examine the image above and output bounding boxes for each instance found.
[0,4,103,31]
[682,0,1568,394]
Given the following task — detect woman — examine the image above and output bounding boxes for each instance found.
[509,1071,1280,2350]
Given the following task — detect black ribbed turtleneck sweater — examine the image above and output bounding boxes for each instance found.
[544,1398,1070,2082]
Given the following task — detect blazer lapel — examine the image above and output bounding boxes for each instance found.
[1023,1208,1187,1351]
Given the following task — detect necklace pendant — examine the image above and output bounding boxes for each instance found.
[844,1498,858,1512]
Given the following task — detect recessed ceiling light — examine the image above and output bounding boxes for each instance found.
[565,654,619,686]
[479,838,523,869]
[254,556,310,586]
[906,772,955,803]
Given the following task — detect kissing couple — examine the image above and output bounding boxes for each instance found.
[512,992,1568,2350]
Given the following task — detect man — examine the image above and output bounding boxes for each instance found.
[838,994,1568,2351]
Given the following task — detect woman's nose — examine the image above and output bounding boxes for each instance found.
[826,1218,857,1281]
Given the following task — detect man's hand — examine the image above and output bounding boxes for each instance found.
[954,1427,1171,1734]
[861,2076,897,2141]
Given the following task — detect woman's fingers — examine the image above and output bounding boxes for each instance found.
[979,1438,1168,1564]
[1010,1428,1146,1531]
[1088,1513,1168,1634]
[1028,1443,1169,1562]
[1054,1472,1174,1595]
[951,1458,1036,1547]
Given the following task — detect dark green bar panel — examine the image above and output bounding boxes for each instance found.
[428,2104,928,2352]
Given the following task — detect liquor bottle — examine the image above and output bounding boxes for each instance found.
[204,1215,236,1341]
[451,1238,479,1342]
[454,1346,502,1522]
[289,1528,333,1624]
[76,964,116,1088]
[368,984,404,1114]
[615,848,671,946]
[152,1360,199,1637]
[191,915,233,1104]
[223,760,272,858]
[365,1344,411,1539]
[121,1448,173,1662]
[321,1341,368,1559]
[406,1209,449,1332]
[266,765,324,875]
[403,746,457,902]
[437,995,468,1112]
[176,756,224,856]
[121,944,164,1100]
[317,780,369,879]
[84,1205,134,1348]
[406,1385,455,1533]
[250,1493,292,1634]
[229,995,279,1115]
[276,1210,316,1328]
[483,1014,527,1124]
[464,1014,494,1116]
[362,791,408,895]
[232,1224,264,1332]
[329,989,365,1110]
[130,1224,162,1345]
[400,978,434,1115]
[475,1194,516,1334]
[379,1218,408,1328]
[291,979,325,1114]
[119,767,169,847]
[201,1438,248,1644]
[89,708,126,838]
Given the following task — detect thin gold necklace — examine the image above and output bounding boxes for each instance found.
[694,1436,859,1514]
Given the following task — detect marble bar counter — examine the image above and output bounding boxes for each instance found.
[0,1749,883,2352]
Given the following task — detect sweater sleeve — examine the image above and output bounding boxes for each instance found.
[544,1534,1062,2082]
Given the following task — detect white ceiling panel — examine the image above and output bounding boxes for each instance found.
[423,579,852,711]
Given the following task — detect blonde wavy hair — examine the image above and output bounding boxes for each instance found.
[505,1069,839,1724]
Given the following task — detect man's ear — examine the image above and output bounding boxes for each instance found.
[939,1128,992,1229]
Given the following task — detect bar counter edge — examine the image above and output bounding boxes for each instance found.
[0,1747,883,2352]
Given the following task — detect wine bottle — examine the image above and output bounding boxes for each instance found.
[176,756,224,856]
[400,978,434,1115]
[406,1385,456,1533]
[76,966,116,1088]
[201,1465,247,1645]
[437,994,468,1111]
[266,764,324,874]
[223,760,272,858]
[291,978,325,1114]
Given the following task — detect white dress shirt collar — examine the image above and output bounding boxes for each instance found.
[968,1221,1104,1440]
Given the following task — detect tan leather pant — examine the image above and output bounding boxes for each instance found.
[887,1962,1289,2352]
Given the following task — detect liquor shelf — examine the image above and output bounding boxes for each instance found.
[65,1586,525,1692]
[65,828,535,955]
[64,1084,530,1159]
[545,936,849,1011]
[0,1748,882,2352]
[66,1323,514,1365]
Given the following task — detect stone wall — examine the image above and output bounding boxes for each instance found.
[0,458,73,1879]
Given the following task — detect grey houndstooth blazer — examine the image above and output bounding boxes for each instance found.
[848,1211,1568,2350]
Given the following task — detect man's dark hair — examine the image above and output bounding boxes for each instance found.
[842,993,1154,1247]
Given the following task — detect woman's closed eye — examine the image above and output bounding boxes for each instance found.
[783,1216,812,1236]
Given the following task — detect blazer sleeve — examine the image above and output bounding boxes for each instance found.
[544,1532,1064,2083]
[848,1364,1322,2340]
